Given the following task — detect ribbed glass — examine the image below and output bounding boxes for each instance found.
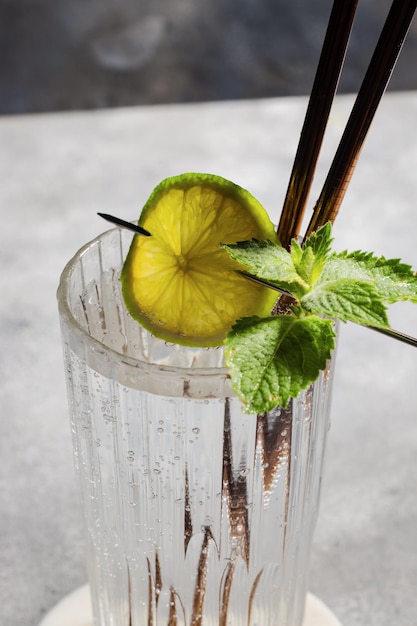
[57,227,336,626]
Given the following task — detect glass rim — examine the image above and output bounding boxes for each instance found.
[57,227,231,379]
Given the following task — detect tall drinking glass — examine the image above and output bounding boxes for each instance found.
[57,226,336,626]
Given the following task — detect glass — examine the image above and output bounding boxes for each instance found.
[57,226,336,625]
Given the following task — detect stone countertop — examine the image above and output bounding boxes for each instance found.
[1,93,416,626]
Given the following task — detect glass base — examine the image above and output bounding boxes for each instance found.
[38,584,343,626]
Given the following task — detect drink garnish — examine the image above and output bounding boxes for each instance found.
[223,221,417,411]
[99,183,417,413]
[119,173,278,347]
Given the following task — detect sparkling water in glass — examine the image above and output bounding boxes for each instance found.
[57,226,335,625]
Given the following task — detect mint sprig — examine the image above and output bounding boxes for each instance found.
[223,222,417,411]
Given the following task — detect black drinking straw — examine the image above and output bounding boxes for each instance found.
[277,0,359,250]
[304,0,417,239]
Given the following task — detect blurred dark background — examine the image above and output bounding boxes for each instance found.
[1,0,416,115]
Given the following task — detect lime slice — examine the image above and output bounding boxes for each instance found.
[121,173,278,347]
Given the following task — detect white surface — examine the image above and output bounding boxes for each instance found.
[1,93,417,626]
[38,585,343,626]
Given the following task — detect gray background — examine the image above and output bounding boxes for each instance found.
[1,0,417,115]
[1,2,417,626]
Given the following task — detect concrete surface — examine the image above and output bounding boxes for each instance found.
[1,92,416,626]
[1,0,417,114]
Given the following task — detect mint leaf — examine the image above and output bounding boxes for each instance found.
[225,315,335,412]
[290,238,303,268]
[303,221,333,258]
[291,243,315,284]
[291,222,333,286]
[322,251,417,303]
[301,278,389,327]
[223,239,308,298]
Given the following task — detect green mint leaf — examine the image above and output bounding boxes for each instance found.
[292,243,315,284]
[292,222,333,285]
[301,278,389,327]
[322,251,417,303]
[223,239,308,298]
[303,221,333,258]
[225,314,335,412]
[290,238,303,267]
